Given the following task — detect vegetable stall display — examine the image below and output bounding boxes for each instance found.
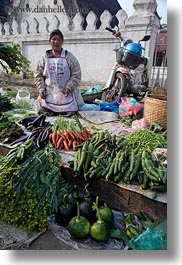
[0,110,167,248]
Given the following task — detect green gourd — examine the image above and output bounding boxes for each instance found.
[80,199,96,224]
[56,194,76,226]
[67,202,90,238]
[98,203,114,226]
[90,198,110,242]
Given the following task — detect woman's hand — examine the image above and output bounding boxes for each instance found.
[39,90,46,99]
[63,88,71,97]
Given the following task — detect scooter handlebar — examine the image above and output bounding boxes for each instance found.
[105,27,122,40]
[105,27,116,34]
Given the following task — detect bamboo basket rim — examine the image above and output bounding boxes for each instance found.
[148,87,167,96]
[146,93,167,101]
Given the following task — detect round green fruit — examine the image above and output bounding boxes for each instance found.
[90,221,110,241]
[68,216,90,238]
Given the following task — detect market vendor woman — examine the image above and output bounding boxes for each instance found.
[34,29,84,115]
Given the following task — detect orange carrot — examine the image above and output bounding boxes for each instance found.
[80,130,89,141]
[56,137,63,149]
[63,140,69,151]
[66,129,75,140]
[69,131,78,140]
[63,130,71,142]
[56,133,60,144]
[57,130,63,137]
[60,133,67,142]
[49,133,52,141]
[51,133,57,146]
[68,139,73,148]
[59,142,64,150]
[72,140,77,151]
[82,128,92,138]
[75,132,85,142]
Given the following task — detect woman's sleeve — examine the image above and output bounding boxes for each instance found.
[66,52,81,91]
[34,55,46,93]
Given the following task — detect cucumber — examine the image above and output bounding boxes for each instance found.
[130,152,141,180]
[78,141,88,170]
[105,161,115,181]
[84,142,94,170]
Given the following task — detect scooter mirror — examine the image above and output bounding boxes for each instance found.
[139,35,151,42]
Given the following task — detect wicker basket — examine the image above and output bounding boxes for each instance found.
[144,93,167,129]
[149,87,167,96]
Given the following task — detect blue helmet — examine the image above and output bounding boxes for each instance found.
[123,43,142,56]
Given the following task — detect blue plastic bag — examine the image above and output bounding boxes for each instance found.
[99,101,119,113]
[129,221,167,250]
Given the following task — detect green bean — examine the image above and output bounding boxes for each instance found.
[123,129,167,152]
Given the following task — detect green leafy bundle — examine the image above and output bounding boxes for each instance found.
[0,141,71,232]
[0,42,31,78]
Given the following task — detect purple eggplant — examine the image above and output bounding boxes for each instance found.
[39,115,46,127]
[18,116,38,127]
[36,130,45,148]
[26,124,34,131]
[36,127,50,148]
[9,134,29,146]
[31,114,46,127]
[27,129,41,140]
[40,128,50,142]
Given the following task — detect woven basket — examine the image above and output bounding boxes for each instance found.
[144,93,167,129]
[149,87,167,96]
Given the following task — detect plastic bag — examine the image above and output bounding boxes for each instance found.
[80,103,100,111]
[83,85,103,95]
[99,101,119,113]
[129,220,167,250]
[152,148,167,165]
[119,97,141,116]
[16,88,30,102]
[131,117,148,130]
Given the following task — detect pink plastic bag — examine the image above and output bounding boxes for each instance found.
[119,97,141,117]
[131,117,148,130]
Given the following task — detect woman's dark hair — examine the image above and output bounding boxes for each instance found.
[49,29,64,41]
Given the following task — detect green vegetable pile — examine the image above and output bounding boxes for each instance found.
[120,110,143,127]
[0,113,25,144]
[0,141,71,232]
[0,113,12,131]
[51,115,81,133]
[124,129,167,152]
[123,210,164,245]
[12,99,33,110]
[73,129,167,192]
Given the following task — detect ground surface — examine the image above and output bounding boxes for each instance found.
[28,230,73,250]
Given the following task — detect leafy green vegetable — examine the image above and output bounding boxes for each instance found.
[0,94,13,111]
[0,141,72,232]
[13,99,32,110]
[0,42,33,80]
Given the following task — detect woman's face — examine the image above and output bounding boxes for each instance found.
[49,35,63,53]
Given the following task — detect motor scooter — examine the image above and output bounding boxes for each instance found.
[102,26,151,102]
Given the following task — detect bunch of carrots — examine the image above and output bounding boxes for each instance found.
[49,128,92,151]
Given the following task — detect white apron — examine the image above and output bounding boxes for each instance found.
[39,49,78,113]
